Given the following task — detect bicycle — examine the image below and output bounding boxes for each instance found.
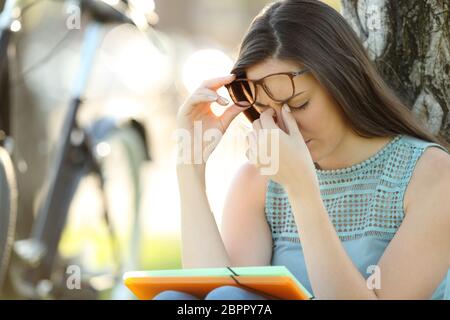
[0,0,157,299]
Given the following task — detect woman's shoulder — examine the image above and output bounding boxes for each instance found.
[399,135,450,183]
[234,162,271,188]
[230,162,271,201]
[399,134,449,154]
[223,162,271,221]
[412,145,450,185]
[403,141,450,213]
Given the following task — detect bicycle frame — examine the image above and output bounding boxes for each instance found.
[12,21,104,294]
[1,0,152,299]
[0,0,15,142]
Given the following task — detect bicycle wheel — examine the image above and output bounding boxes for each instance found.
[59,124,148,299]
[0,146,17,294]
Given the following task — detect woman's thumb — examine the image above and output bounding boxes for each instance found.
[220,104,251,130]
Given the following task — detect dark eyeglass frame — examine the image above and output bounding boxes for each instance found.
[225,68,310,108]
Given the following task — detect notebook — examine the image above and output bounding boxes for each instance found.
[123,265,313,300]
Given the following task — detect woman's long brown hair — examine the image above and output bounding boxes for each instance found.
[232,0,449,149]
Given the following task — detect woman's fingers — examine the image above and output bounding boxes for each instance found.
[185,73,236,109]
[252,118,262,132]
[220,104,251,131]
[187,93,217,106]
[259,108,279,130]
[281,104,301,137]
[186,87,229,107]
[195,87,230,105]
[201,74,236,90]
[246,131,259,166]
[182,73,238,114]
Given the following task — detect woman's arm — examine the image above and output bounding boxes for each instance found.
[175,74,252,269]
[178,164,232,268]
[252,106,450,299]
[221,162,273,267]
[179,161,273,269]
[286,147,450,300]
[287,185,379,299]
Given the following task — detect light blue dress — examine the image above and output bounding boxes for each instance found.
[266,134,450,299]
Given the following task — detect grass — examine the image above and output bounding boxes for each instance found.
[60,227,182,272]
[139,233,182,271]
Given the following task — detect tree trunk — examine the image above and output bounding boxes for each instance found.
[340,0,449,142]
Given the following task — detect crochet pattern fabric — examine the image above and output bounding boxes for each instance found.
[265,134,450,299]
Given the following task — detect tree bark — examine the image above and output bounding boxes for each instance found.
[341,0,450,142]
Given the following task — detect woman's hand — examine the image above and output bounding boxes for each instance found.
[176,74,250,165]
[247,104,319,195]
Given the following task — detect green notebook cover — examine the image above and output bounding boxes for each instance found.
[123,265,313,299]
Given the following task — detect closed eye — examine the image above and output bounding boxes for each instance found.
[254,100,309,111]
[290,100,309,109]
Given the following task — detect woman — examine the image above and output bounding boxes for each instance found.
[154,0,450,300]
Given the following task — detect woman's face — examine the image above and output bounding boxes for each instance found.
[245,58,350,162]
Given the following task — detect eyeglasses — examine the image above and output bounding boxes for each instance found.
[225,69,310,108]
